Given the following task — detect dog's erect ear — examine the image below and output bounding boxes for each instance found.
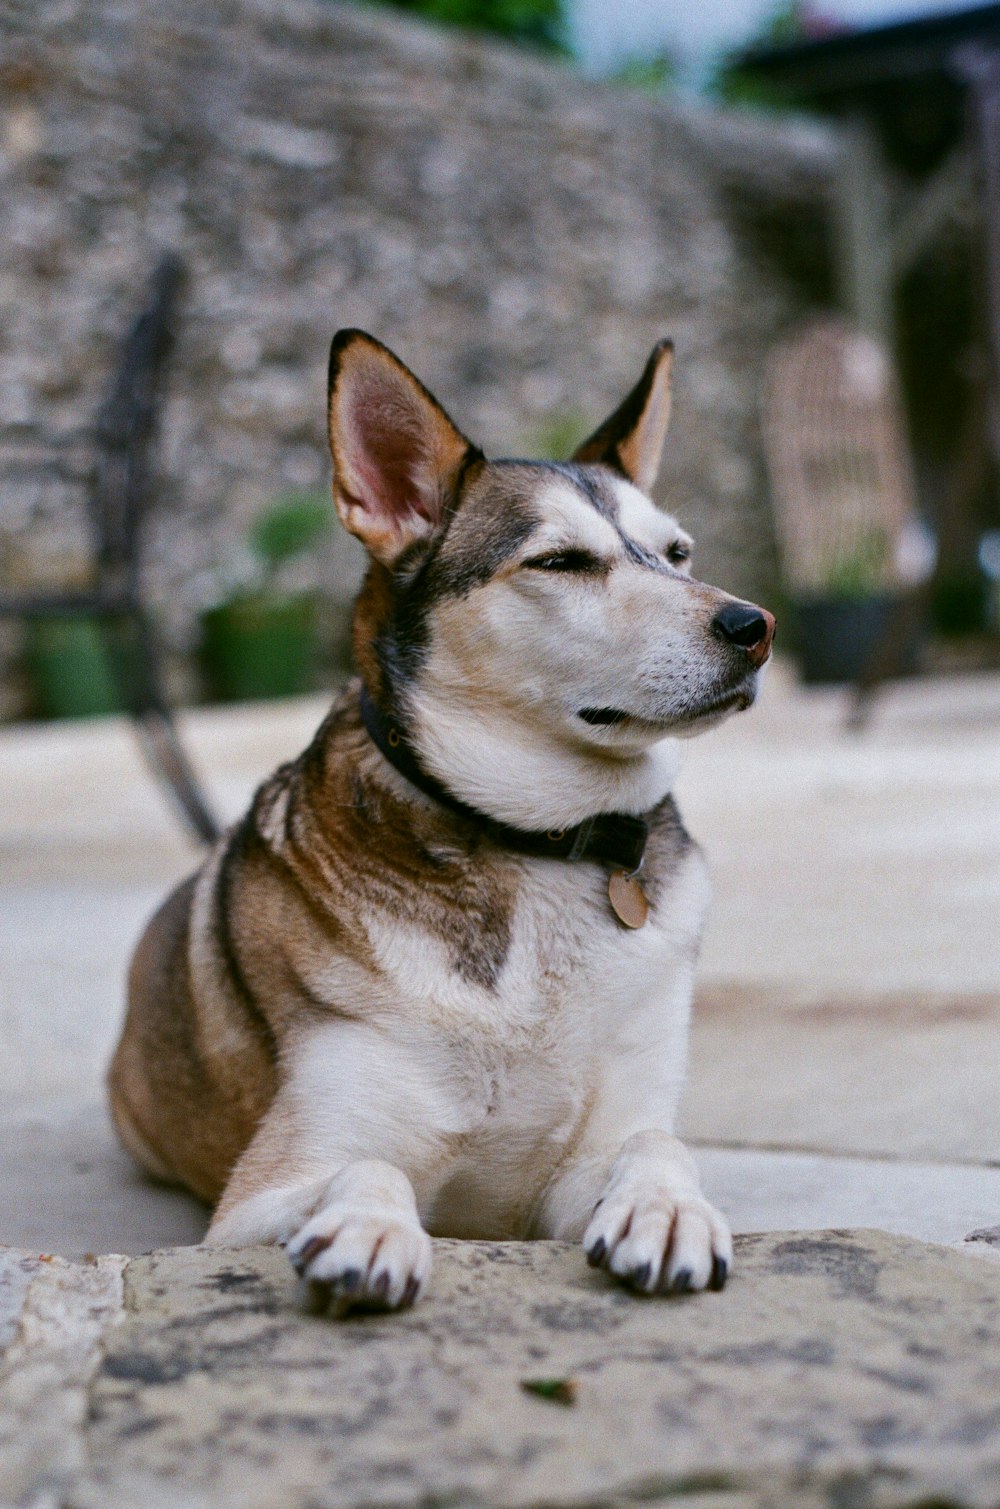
[571,339,674,495]
[328,330,475,565]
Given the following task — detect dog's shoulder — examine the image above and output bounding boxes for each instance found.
[208,684,521,1000]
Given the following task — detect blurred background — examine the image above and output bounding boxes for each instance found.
[2,0,1000,723]
[2,0,1000,1259]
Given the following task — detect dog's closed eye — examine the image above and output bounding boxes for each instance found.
[524,550,605,574]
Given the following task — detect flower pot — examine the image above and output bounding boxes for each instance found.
[790,592,920,685]
[199,592,321,703]
[24,616,123,720]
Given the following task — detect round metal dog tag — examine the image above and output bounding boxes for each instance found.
[608,871,648,929]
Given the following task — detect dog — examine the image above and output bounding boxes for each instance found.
[108,330,774,1311]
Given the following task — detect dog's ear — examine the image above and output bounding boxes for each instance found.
[328,330,475,564]
[571,339,674,495]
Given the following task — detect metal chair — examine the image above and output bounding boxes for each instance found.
[0,254,220,843]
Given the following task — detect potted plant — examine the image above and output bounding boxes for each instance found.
[3,542,124,720]
[199,492,333,703]
[790,522,930,685]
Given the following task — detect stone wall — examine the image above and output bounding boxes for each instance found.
[0,0,829,713]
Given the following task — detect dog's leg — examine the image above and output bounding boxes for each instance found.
[537,982,732,1294]
[209,1151,432,1311]
[541,1131,731,1293]
[204,1034,437,1311]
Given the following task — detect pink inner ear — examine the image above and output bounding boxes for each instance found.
[344,380,435,527]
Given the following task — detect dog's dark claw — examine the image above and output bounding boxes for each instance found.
[709,1255,729,1292]
[339,1267,362,1295]
[631,1262,653,1291]
[402,1274,420,1308]
[372,1269,391,1300]
[586,1237,607,1268]
[291,1235,331,1276]
[669,1266,693,1294]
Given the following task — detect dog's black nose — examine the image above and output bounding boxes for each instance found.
[712,601,775,668]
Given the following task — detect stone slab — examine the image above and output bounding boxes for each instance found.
[0,1100,206,1258]
[676,669,1000,998]
[2,1233,1000,1508]
[684,983,1000,1164]
[696,1145,1000,1247]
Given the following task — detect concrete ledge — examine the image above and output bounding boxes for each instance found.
[2,1232,1000,1508]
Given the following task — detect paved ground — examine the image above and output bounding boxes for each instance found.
[1,661,999,1505]
[2,659,999,1256]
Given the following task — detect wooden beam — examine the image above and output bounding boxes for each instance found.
[891,144,976,279]
[830,115,895,346]
[955,43,1000,474]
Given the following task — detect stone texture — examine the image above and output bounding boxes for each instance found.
[0,0,829,713]
[0,1250,125,1507]
[1,1234,1000,1508]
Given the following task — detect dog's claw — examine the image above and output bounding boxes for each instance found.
[586,1237,607,1268]
[669,1266,693,1295]
[339,1266,363,1295]
[631,1262,653,1291]
[709,1255,729,1292]
[291,1234,331,1275]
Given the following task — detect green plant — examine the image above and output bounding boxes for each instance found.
[525,410,591,461]
[199,492,334,703]
[817,526,891,601]
[610,50,679,95]
[248,492,332,584]
[351,0,568,52]
[708,1,811,108]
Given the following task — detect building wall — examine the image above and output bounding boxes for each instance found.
[0,0,818,714]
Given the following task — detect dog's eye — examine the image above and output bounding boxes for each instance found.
[666,543,691,566]
[524,550,602,573]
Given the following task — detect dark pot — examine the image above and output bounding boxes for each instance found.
[791,593,920,685]
[199,592,321,703]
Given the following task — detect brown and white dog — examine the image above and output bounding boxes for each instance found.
[109,331,774,1311]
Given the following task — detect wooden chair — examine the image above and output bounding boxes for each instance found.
[0,254,220,842]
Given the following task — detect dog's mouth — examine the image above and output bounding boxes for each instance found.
[578,684,756,732]
[578,706,630,727]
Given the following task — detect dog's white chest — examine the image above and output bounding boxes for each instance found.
[409,845,710,1235]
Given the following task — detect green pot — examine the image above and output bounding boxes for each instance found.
[25,616,123,720]
[199,592,321,703]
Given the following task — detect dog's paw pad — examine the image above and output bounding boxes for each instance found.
[582,1189,731,1296]
[286,1207,432,1313]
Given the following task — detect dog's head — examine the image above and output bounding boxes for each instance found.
[328,330,774,801]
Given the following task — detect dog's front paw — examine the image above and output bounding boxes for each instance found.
[286,1206,432,1313]
[583,1187,732,1295]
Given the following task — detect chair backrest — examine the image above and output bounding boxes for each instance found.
[762,319,918,598]
[89,253,183,599]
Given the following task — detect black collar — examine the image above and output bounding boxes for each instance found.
[359,685,648,874]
